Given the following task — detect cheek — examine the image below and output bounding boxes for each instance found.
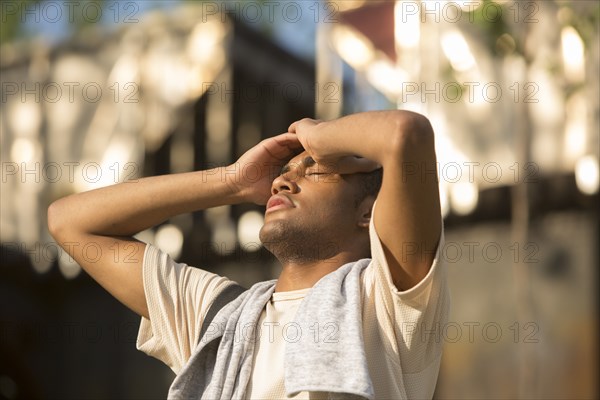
[319,194,356,220]
[303,180,357,218]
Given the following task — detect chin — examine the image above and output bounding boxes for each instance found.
[259,220,299,260]
[258,220,284,246]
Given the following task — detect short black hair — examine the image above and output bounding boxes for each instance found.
[353,168,383,207]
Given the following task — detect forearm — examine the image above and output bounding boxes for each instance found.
[295,110,441,289]
[309,110,433,166]
[48,167,242,238]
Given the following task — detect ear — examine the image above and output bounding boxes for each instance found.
[356,196,375,229]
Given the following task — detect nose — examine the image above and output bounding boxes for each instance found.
[271,173,299,195]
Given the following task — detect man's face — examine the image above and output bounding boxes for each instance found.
[259,151,365,263]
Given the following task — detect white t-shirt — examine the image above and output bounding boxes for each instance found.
[137,214,450,399]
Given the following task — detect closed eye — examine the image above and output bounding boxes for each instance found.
[305,167,330,176]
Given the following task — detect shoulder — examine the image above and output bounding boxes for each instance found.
[142,243,236,299]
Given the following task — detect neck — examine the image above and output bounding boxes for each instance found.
[274,250,363,292]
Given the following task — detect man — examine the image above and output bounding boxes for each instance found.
[48,110,449,399]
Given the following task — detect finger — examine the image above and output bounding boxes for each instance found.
[288,119,308,133]
[288,120,299,133]
[288,118,320,133]
[265,133,303,160]
[336,156,382,175]
[272,132,302,146]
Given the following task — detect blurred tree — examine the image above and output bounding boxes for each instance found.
[1,0,108,44]
[0,0,41,43]
[458,1,597,398]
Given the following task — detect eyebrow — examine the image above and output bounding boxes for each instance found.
[280,156,316,175]
[303,156,316,168]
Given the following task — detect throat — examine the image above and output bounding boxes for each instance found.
[275,263,336,292]
[274,252,357,292]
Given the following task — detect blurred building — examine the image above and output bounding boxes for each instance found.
[1,1,598,399]
[1,5,315,398]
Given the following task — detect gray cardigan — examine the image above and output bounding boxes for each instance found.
[168,259,374,400]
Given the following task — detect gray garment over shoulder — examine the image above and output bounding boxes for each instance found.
[168,259,374,400]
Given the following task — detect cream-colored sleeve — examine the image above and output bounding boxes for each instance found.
[364,201,450,374]
[136,243,235,374]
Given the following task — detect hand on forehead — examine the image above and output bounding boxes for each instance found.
[282,151,381,176]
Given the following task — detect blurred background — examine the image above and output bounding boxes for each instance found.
[0,0,598,399]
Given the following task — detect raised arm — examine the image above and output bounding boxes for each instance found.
[48,133,301,318]
[289,111,441,290]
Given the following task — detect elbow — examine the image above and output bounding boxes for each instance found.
[388,111,435,157]
[47,199,66,241]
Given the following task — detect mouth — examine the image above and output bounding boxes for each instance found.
[266,195,295,213]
